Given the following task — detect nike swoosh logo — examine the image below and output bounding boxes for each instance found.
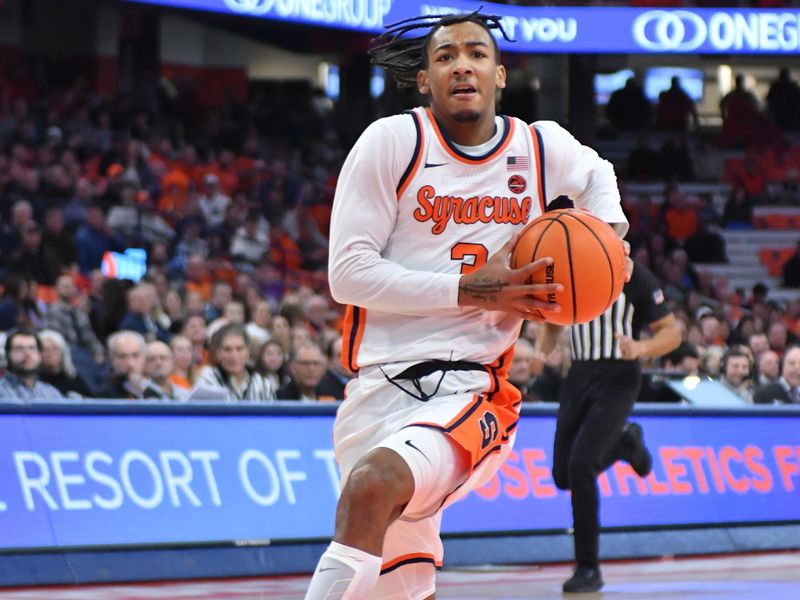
[424,162,447,168]
[405,439,432,464]
[319,567,338,573]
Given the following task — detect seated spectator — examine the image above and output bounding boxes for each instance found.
[754,345,800,404]
[528,341,567,404]
[748,332,770,359]
[0,329,63,401]
[169,335,196,390]
[700,344,725,378]
[192,323,274,402]
[41,207,77,271]
[38,329,92,398]
[205,281,233,322]
[662,342,700,375]
[659,134,694,181]
[768,320,790,354]
[722,187,754,229]
[508,338,537,402]
[4,222,62,286]
[96,330,165,399]
[222,300,246,326]
[118,283,170,343]
[255,339,288,391]
[606,77,651,132]
[625,132,661,182]
[75,205,126,274]
[719,346,755,403]
[145,341,187,401]
[43,274,105,362]
[317,336,353,400]
[245,300,272,352]
[182,312,208,367]
[282,200,328,271]
[198,173,230,228]
[783,240,800,288]
[683,221,726,264]
[655,77,699,132]
[693,136,725,183]
[757,350,781,386]
[229,208,269,265]
[663,184,698,243]
[277,341,333,401]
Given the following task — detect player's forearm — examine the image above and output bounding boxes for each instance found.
[329,249,461,314]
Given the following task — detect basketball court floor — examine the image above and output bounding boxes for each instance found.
[0,551,797,599]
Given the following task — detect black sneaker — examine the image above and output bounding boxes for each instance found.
[622,422,652,477]
[562,566,604,593]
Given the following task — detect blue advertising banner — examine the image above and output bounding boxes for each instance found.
[1,408,799,551]
[120,0,800,54]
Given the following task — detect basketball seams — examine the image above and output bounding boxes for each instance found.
[551,211,578,324]
[528,217,571,322]
[558,210,618,313]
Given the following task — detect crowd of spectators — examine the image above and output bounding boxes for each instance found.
[0,55,798,406]
[0,63,352,402]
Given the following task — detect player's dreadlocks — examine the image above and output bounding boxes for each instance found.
[369,11,512,89]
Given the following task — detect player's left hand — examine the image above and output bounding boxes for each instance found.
[615,334,642,360]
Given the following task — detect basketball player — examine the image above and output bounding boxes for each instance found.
[305,11,628,599]
[551,259,681,592]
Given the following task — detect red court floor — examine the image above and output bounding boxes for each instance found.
[0,551,798,599]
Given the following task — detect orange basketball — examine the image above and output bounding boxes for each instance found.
[510,208,627,326]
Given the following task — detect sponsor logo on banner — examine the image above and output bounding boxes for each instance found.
[633,9,800,52]
[222,0,391,27]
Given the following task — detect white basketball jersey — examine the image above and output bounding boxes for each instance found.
[329,107,626,371]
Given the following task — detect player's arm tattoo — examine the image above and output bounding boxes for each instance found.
[459,277,505,303]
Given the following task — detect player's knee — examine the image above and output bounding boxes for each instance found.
[341,456,412,515]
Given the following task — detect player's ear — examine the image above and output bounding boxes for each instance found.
[417,69,430,95]
[496,64,507,90]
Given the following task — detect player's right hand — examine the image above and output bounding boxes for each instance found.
[457,233,563,320]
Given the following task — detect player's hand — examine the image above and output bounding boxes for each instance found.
[615,334,642,360]
[458,232,563,320]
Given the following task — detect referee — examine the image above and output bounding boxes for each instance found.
[537,259,681,593]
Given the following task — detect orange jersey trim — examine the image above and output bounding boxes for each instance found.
[381,552,443,575]
[341,305,366,373]
[529,125,546,214]
[396,110,425,200]
[425,108,515,165]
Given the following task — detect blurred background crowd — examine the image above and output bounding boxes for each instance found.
[0,0,798,405]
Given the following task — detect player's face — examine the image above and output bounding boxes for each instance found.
[418,21,506,136]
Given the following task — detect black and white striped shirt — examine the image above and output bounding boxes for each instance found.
[570,261,670,361]
[192,366,275,402]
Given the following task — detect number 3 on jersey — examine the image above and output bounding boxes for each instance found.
[451,243,489,275]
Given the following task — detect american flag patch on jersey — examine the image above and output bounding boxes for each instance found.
[507,155,529,170]
[653,289,665,304]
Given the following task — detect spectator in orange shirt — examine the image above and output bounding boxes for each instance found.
[663,185,698,242]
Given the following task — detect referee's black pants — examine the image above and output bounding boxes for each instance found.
[551,359,642,567]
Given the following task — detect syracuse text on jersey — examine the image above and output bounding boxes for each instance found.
[413,184,532,234]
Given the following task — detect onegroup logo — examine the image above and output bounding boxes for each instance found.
[633,9,800,52]
[633,10,707,51]
[223,0,272,15]
[221,0,391,28]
